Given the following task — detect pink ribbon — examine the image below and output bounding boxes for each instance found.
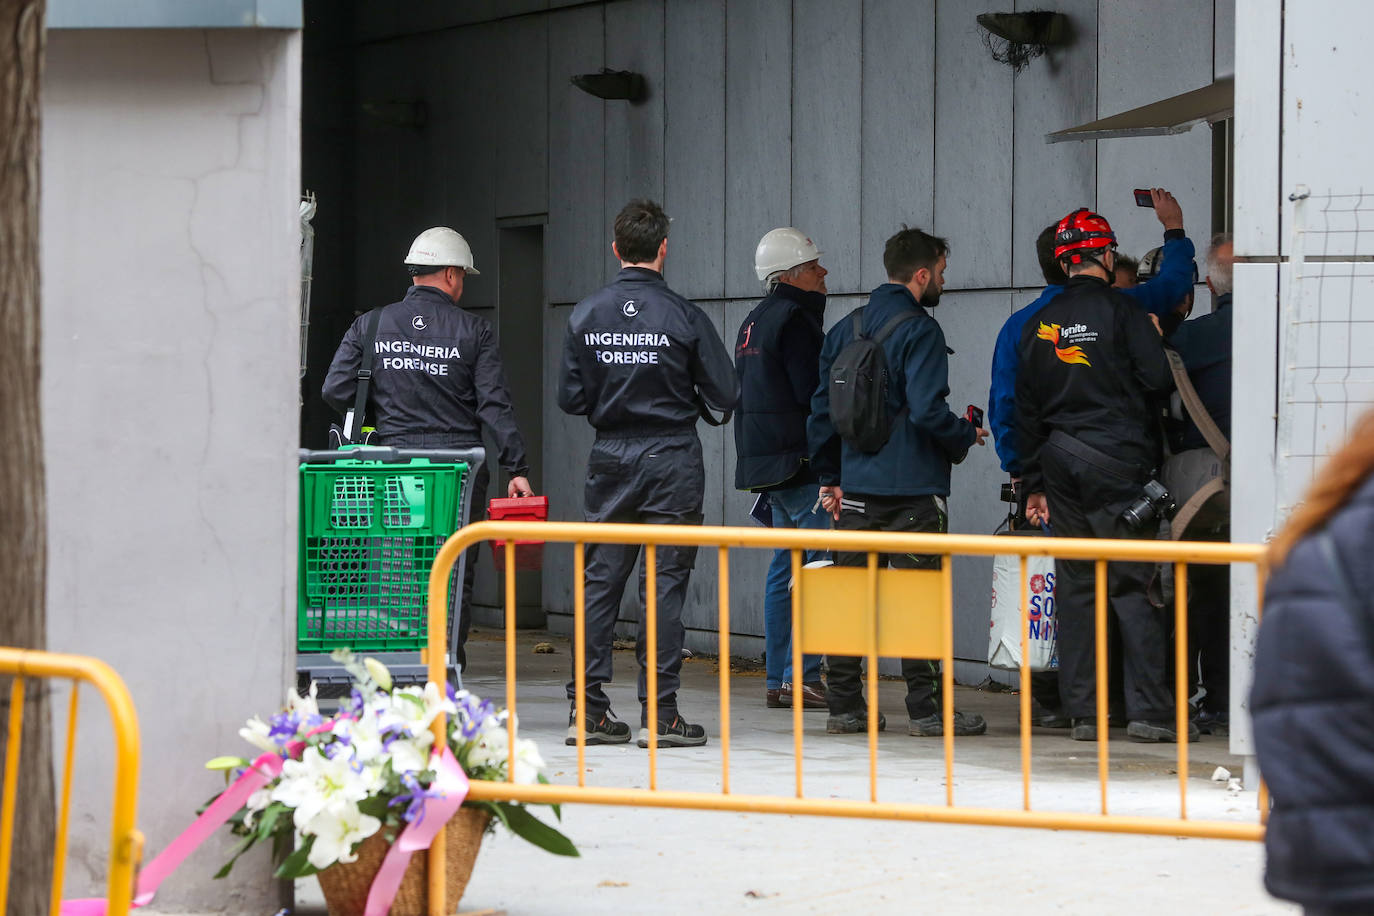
[60,752,285,916]
[363,745,470,916]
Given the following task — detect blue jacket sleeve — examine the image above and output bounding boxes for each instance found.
[902,320,976,461]
[1122,231,1195,317]
[988,317,1023,475]
[807,328,843,485]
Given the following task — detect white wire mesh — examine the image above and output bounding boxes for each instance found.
[1277,188,1374,516]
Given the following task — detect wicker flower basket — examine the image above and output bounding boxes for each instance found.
[315,807,491,916]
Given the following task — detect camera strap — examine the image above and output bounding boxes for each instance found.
[1047,430,1146,483]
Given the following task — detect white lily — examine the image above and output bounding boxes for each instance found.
[271,746,383,831]
[301,800,381,869]
[238,717,277,754]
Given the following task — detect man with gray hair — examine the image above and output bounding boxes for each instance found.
[734,228,831,710]
[1168,231,1234,735]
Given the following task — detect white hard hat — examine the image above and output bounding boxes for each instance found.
[404,227,480,274]
[754,227,822,282]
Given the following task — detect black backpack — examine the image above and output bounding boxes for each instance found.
[828,307,919,453]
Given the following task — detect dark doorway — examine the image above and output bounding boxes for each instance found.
[472,222,546,628]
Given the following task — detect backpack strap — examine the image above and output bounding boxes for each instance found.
[1166,347,1230,463]
[343,307,383,442]
[851,307,866,339]
[1169,476,1227,540]
[871,310,921,344]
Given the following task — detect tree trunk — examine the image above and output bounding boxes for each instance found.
[0,1,53,914]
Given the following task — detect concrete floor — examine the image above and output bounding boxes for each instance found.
[285,628,1294,916]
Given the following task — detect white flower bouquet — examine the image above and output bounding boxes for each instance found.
[206,651,576,880]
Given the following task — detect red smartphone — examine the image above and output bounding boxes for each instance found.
[966,405,984,428]
[1133,188,1155,208]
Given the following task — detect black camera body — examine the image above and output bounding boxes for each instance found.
[1120,479,1176,530]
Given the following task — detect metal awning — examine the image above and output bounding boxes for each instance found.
[1046,76,1234,143]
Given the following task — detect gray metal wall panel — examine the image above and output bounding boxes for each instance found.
[934,0,1014,291]
[541,304,598,619]
[353,41,430,315]
[1096,0,1213,267]
[938,290,1015,660]
[425,27,500,311]
[1214,0,1235,77]
[664,0,727,299]
[1011,0,1097,288]
[861,0,936,291]
[548,6,608,302]
[496,17,550,218]
[724,0,792,299]
[605,0,667,286]
[791,0,862,295]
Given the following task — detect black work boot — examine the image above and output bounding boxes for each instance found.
[565,711,632,746]
[826,710,887,734]
[637,715,708,748]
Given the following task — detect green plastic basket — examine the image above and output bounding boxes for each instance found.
[298,457,467,652]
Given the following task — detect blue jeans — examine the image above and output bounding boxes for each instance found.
[763,484,828,689]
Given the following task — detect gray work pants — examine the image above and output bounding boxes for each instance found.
[567,432,703,726]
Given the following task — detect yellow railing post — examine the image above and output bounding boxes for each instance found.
[1018,555,1031,812]
[791,549,805,799]
[718,546,731,795]
[0,649,141,916]
[1095,559,1110,815]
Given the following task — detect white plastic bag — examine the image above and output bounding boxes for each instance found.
[988,551,1059,671]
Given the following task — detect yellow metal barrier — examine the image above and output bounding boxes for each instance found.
[423,522,1266,915]
[0,649,142,916]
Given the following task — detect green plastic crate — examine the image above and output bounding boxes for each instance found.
[298,457,467,652]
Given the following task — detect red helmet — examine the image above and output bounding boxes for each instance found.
[1054,208,1116,264]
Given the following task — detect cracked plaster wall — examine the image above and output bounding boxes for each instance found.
[41,28,301,910]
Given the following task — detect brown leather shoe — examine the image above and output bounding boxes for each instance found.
[767,681,827,709]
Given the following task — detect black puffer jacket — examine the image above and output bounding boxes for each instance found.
[1251,473,1374,911]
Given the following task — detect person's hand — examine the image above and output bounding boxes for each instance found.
[1148,313,1163,335]
[819,485,844,521]
[1026,492,1050,527]
[508,476,534,498]
[1151,188,1184,231]
[974,426,990,446]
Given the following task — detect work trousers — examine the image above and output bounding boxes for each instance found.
[1186,526,1231,712]
[829,493,946,721]
[377,433,488,671]
[568,432,703,726]
[1042,440,1174,722]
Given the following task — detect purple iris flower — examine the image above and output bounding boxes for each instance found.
[267,711,300,746]
[379,722,410,751]
[389,772,443,824]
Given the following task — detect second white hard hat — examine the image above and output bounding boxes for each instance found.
[404,227,481,274]
[754,227,821,282]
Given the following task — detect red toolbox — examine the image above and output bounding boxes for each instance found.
[488,495,548,571]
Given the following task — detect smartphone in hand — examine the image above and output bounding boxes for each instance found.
[1133,188,1155,208]
[966,405,984,428]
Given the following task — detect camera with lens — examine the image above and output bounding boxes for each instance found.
[1120,479,1176,530]
[1000,481,1019,503]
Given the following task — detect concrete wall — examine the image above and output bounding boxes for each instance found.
[42,28,300,909]
[317,0,1230,671]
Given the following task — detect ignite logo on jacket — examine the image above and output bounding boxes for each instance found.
[1036,321,1094,366]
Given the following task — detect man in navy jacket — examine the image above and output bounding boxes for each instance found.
[734,227,831,710]
[559,199,738,750]
[808,226,988,737]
